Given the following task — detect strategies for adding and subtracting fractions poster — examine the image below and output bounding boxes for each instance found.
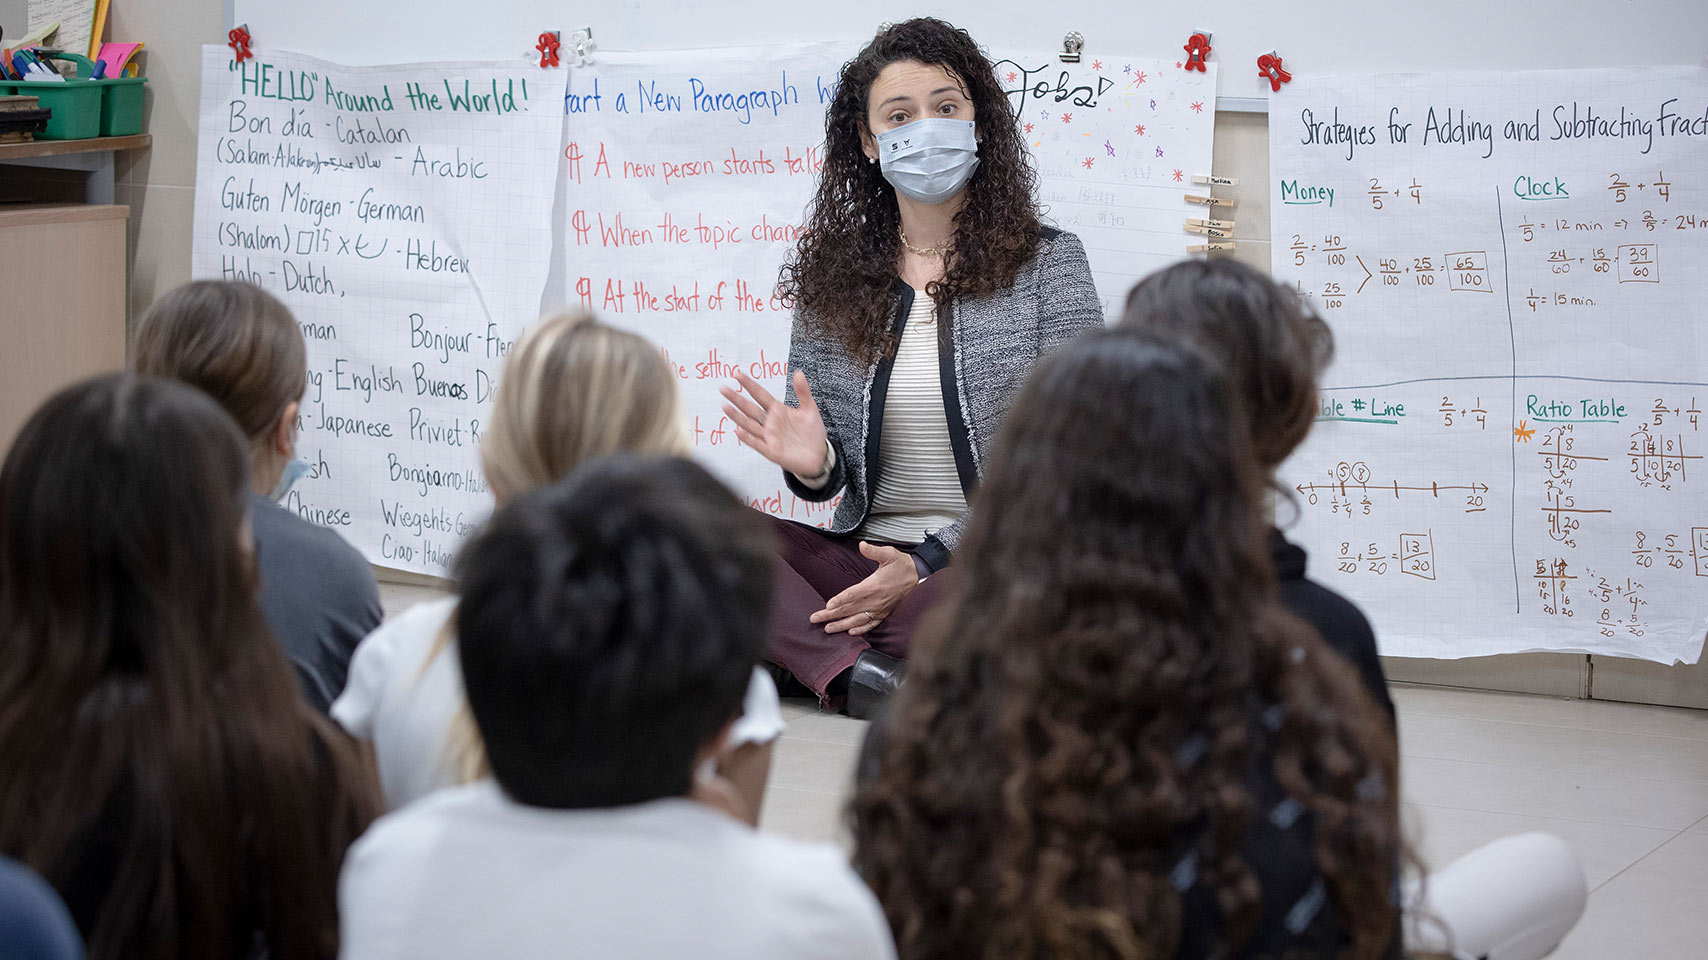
[1271,67,1708,663]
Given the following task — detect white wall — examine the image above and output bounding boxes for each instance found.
[0,0,27,39]
[231,0,1708,90]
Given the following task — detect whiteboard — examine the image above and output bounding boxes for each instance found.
[231,1,1708,96]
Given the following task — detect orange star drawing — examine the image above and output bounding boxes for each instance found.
[1514,420,1536,442]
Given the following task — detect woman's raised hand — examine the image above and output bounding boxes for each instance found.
[720,369,830,478]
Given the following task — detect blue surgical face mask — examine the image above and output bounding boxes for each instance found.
[875,118,980,205]
[269,458,312,503]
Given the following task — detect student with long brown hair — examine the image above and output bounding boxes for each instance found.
[853,333,1405,960]
[333,313,784,820]
[1122,260,1588,960]
[132,281,383,713]
[0,375,377,960]
[1120,259,1394,722]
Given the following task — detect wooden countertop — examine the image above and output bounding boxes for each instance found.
[0,133,152,161]
[0,202,130,226]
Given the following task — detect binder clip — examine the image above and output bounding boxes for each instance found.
[1257,52,1291,92]
[227,23,253,64]
[1182,31,1211,73]
[1060,32,1084,64]
[536,31,561,68]
[569,27,596,67]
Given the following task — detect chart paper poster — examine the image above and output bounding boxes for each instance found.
[1271,67,1708,663]
[556,43,1216,523]
[993,52,1216,316]
[191,46,562,575]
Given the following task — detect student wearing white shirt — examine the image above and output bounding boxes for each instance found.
[332,313,783,819]
[338,457,896,960]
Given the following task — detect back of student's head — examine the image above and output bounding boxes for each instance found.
[0,374,372,960]
[948,329,1270,637]
[131,281,307,447]
[1120,258,1331,470]
[0,374,259,685]
[853,332,1402,960]
[481,313,684,501]
[455,456,772,808]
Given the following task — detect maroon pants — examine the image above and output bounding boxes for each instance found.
[765,516,951,696]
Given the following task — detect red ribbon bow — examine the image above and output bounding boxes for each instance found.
[228,26,253,63]
[1182,33,1211,73]
[1258,53,1292,92]
[536,32,561,68]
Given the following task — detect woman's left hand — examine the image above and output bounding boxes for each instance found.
[812,543,919,636]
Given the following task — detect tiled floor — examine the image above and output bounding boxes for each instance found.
[378,584,1708,957]
[759,685,1708,960]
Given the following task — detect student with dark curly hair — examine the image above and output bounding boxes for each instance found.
[853,332,1406,960]
[720,18,1103,716]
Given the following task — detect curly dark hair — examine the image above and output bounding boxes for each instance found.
[851,331,1404,960]
[778,18,1042,362]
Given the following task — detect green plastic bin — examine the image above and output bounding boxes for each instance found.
[98,77,146,136]
[0,78,102,139]
[1,51,148,140]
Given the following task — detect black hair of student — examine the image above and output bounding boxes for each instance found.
[1120,257,1332,472]
[455,455,774,809]
[0,374,375,960]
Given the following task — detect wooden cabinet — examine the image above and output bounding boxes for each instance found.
[0,203,128,453]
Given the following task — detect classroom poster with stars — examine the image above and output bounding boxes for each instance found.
[990,50,1219,316]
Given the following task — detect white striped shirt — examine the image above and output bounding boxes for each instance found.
[861,294,968,544]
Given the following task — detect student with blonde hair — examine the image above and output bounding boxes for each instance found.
[333,313,784,819]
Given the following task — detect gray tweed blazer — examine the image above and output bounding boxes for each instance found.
[782,227,1104,571]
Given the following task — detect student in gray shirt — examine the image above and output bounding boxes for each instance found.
[133,281,382,712]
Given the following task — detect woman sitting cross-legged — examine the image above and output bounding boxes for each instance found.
[720,17,1103,717]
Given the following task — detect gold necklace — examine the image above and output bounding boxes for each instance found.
[899,229,949,258]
